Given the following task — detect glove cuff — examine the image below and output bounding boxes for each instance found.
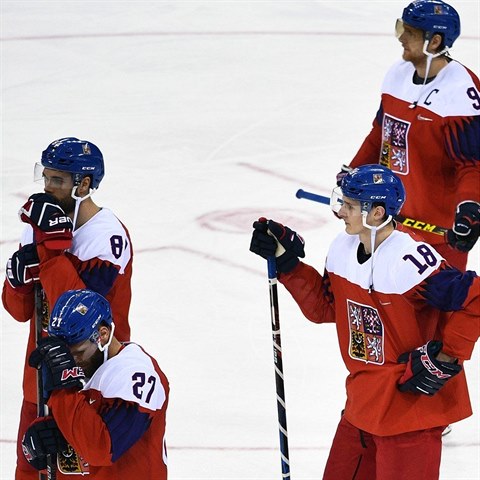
[276,251,300,274]
[5,277,34,295]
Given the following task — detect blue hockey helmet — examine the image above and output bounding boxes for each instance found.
[48,289,113,345]
[341,164,406,217]
[401,0,461,48]
[40,137,105,189]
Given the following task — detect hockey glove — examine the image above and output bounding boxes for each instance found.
[6,244,40,289]
[397,340,462,396]
[336,164,353,186]
[29,337,85,396]
[446,201,480,252]
[22,416,68,471]
[250,217,305,274]
[19,193,73,250]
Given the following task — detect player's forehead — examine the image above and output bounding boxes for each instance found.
[42,167,72,180]
[402,22,424,36]
[343,196,360,207]
[69,338,94,355]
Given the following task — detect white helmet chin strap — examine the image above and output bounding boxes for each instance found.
[361,212,393,257]
[409,40,449,109]
[361,212,393,293]
[422,39,449,60]
[71,186,97,230]
[98,322,115,364]
[362,213,393,233]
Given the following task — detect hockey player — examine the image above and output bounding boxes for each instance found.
[250,165,479,480]
[21,289,169,478]
[2,137,133,479]
[337,0,480,271]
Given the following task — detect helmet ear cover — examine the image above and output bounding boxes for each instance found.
[72,172,89,187]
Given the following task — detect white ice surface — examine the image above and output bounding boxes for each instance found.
[1,1,479,479]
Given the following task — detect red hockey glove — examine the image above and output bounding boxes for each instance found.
[446,201,480,252]
[19,193,73,250]
[6,244,40,289]
[397,340,462,396]
[22,416,67,471]
[250,218,305,274]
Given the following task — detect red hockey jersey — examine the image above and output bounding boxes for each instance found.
[49,343,169,479]
[350,59,480,249]
[279,228,479,436]
[2,208,133,404]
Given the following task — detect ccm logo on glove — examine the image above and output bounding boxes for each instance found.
[418,347,452,380]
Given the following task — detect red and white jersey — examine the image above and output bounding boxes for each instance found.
[350,59,480,249]
[2,207,133,404]
[20,207,131,276]
[279,227,480,436]
[49,343,169,479]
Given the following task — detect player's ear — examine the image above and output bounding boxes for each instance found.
[98,325,111,346]
[430,33,443,53]
[76,176,92,197]
[374,205,387,222]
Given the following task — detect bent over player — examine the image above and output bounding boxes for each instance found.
[2,137,133,479]
[337,0,480,270]
[22,289,169,478]
[250,165,479,480]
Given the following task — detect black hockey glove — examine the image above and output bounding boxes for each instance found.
[446,201,480,252]
[250,217,305,274]
[397,340,462,396]
[19,193,73,250]
[29,337,85,397]
[6,244,40,289]
[336,164,353,186]
[22,416,68,471]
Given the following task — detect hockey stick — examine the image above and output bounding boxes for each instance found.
[296,189,448,236]
[34,284,56,480]
[267,256,291,479]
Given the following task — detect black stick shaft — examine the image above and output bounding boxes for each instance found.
[267,257,291,479]
[34,284,56,480]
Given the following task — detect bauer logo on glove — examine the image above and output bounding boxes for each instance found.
[19,193,73,250]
